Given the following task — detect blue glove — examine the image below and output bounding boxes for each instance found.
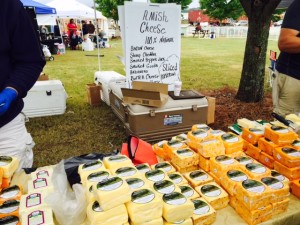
[0,88,18,116]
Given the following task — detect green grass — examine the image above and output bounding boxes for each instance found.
[28,37,279,167]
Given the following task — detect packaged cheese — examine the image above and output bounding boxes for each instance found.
[191,124,211,132]
[242,128,264,145]
[199,154,210,172]
[208,172,221,185]
[240,162,271,180]
[290,139,300,150]
[183,170,213,188]
[20,208,54,225]
[163,140,188,161]
[257,137,277,156]
[237,118,256,129]
[0,156,19,179]
[103,155,133,171]
[153,140,168,160]
[0,215,20,225]
[187,129,210,151]
[178,184,200,200]
[151,162,176,174]
[234,155,255,166]
[219,133,244,154]
[273,146,300,168]
[27,178,54,195]
[274,161,300,180]
[290,179,300,198]
[112,166,142,179]
[85,185,96,203]
[171,148,199,168]
[86,201,128,225]
[191,198,216,225]
[209,130,225,138]
[243,139,250,151]
[172,133,189,143]
[132,217,163,225]
[143,169,171,184]
[197,138,225,158]
[264,125,298,146]
[0,199,20,219]
[126,177,149,191]
[220,170,248,196]
[261,177,290,202]
[19,192,47,215]
[126,188,162,224]
[168,172,188,186]
[162,192,194,223]
[93,176,131,211]
[83,170,111,187]
[258,152,274,169]
[171,162,198,174]
[152,180,181,197]
[163,218,193,225]
[78,160,106,181]
[272,198,289,216]
[0,185,22,205]
[194,182,229,210]
[30,167,53,180]
[135,163,151,173]
[210,155,239,178]
[245,144,261,161]
[270,170,290,186]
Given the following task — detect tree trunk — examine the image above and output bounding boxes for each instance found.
[236,0,281,102]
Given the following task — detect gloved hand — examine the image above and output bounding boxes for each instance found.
[0,88,18,116]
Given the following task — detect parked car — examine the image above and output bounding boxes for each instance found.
[234,20,248,26]
[274,20,283,26]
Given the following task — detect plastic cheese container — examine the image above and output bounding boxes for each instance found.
[78,160,106,181]
[183,170,213,188]
[143,169,172,184]
[264,125,298,146]
[0,215,20,225]
[151,180,181,197]
[0,199,20,219]
[103,155,133,171]
[270,170,290,186]
[187,129,210,151]
[19,192,48,215]
[234,155,256,166]
[242,128,264,145]
[178,184,200,200]
[191,197,216,225]
[199,154,210,172]
[191,124,211,132]
[112,166,142,180]
[125,177,149,191]
[257,137,278,156]
[273,147,300,168]
[20,208,54,225]
[171,148,199,168]
[220,169,248,196]
[171,133,189,143]
[83,170,111,187]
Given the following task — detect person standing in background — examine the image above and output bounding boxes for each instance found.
[273,0,300,116]
[67,18,77,41]
[82,20,89,41]
[0,0,45,169]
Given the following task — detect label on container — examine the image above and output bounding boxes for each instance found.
[242,179,265,193]
[126,178,145,190]
[292,140,300,147]
[249,128,264,135]
[176,149,194,157]
[145,169,165,182]
[271,171,285,182]
[164,114,183,126]
[234,156,253,165]
[154,180,175,194]
[227,170,248,182]
[169,173,183,184]
[82,161,103,171]
[28,210,45,225]
[0,216,19,225]
[87,171,110,182]
[215,155,234,165]
[96,177,123,191]
[168,140,184,148]
[221,133,239,143]
[246,163,266,174]
[210,130,225,136]
[196,124,210,131]
[36,170,50,179]
[163,192,186,205]
[132,189,155,204]
[0,156,12,167]
[192,199,210,215]
[154,162,172,172]
[175,134,188,141]
[26,193,42,208]
[261,177,283,190]
[108,155,128,162]
[192,129,208,138]
[0,200,19,214]
[271,126,289,133]
[136,164,150,173]
[189,171,208,181]
[0,186,20,199]
[179,185,194,198]
[33,178,48,189]
[115,167,137,177]
[281,147,300,157]
[201,185,221,197]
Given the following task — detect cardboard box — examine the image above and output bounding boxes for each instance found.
[207,96,216,124]
[121,81,168,107]
[86,83,101,106]
[38,73,49,81]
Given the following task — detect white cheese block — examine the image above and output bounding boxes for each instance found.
[0,156,19,178]
[178,184,200,200]
[78,160,108,184]
[162,192,194,223]
[30,167,54,180]
[103,155,133,171]
[93,176,131,211]
[135,163,151,173]
[151,162,176,174]
[126,177,149,191]
[191,197,216,225]
[168,172,188,186]
[183,170,213,188]
[143,169,172,184]
[20,208,54,225]
[19,192,48,215]
[27,178,54,195]
[126,188,162,224]
[163,218,193,225]
[151,180,181,197]
[111,166,142,179]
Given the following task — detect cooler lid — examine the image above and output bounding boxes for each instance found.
[94,71,126,84]
[30,80,64,91]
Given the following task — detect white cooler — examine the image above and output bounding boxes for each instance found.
[22,80,67,118]
[94,71,126,105]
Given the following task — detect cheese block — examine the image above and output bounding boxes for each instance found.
[132,217,163,225]
[274,161,300,180]
[30,167,53,180]
[0,156,19,179]
[258,151,274,169]
[153,140,168,160]
[290,179,300,198]
[151,162,176,174]
[245,144,261,161]
[27,178,54,195]
[257,137,277,156]
[237,118,256,129]
[191,124,211,132]
[0,215,20,225]
[198,154,210,172]
[194,182,229,210]
[83,170,111,187]
[0,199,20,219]
[242,128,264,145]
[20,208,54,225]
[163,218,193,225]
[135,163,151,173]
[270,170,290,186]
[112,166,142,179]
[171,161,198,174]
[171,133,188,143]
[208,171,221,185]
[163,140,188,161]
[86,184,96,203]
[235,179,272,210]
[290,139,300,150]
[93,176,131,211]
[228,150,247,158]
[87,201,128,225]
[126,188,162,224]
[210,155,239,178]
[143,169,171,184]
[152,180,181,197]
[286,113,300,122]
[126,177,149,191]
[191,198,216,225]
[219,133,244,154]
[103,155,133,171]
[0,185,22,205]
[264,125,298,146]
[197,138,225,158]
[209,130,225,138]
[273,146,300,168]
[220,170,248,196]
[240,162,271,180]
[19,192,47,215]
[243,139,250,151]
[168,172,188,186]
[183,170,213,188]
[272,198,289,216]
[187,129,210,151]
[178,184,200,200]
[78,160,106,181]
[234,155,256,166]
[171,148,199,168]
[162,192,194,223]
[260,177,290,202]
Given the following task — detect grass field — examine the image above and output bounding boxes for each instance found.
[28,37,279,167]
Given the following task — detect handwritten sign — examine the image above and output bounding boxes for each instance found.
[119,2,181,90]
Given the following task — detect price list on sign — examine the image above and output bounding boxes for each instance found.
[118,2,181,90]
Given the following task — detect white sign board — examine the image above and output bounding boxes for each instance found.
[119,2,181,90]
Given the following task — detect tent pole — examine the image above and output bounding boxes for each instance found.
[93,0,101,72]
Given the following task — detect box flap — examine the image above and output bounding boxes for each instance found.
[121,89,161,100]
[132,81,168,95]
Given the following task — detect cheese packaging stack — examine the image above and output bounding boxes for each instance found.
[290,179,300,198]
[152,180,181,197]
[84,170,111,191]
[78,160,107,184]
[19,192,48,216]
[258,151,275,169]
[245,144,261,161]
[0,185,22,205]
[260,177,290,202]
[270,170,290,185]
[210,155,239,179]
[168,172,188,186]
[220,170,248,196]
[242,128,264,145]
[0,215,21,225]
[274,160,300,180]
[86,201,128,225]
[219,133,244,154]
[240,162,271,180]
[257,137,277,156]
[171,161,198,174]
[151,162,176,175]
[27,177,54,195]
[0,199,20,219]
[272,198,289,216]
[199,154,210,172]
[135,163,151,173]
[153,140,168,160]
[191,124,211,132]
[103,155,133,171]
[126,188,162,224]
[0,156,19,188]
[30,167,54,180]
[178,184,200,200]
[143,169,172,185]
[20,208,55,225]
[183,170,213,188]
[273,146,300,168]
[186,129,210,151]
[171,148,199,168]
[163,218,193,225]
[112,166,143,180]
[93,176,131,211]
[197,138,225,158]
[191,198,216,225]
[163,140,188,161]
[126,177,150,191]
[162,192,194,223]
[234,155,256,166]
[264,125,298,146]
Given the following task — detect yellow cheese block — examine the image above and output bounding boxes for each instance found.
[183,170,213,188]
[270,170,290,186]
[87,201,128,225]
[171,148,199,168]
[135,163,151,173]
[20,208,54,225]
[103,155,133,171]
[151,162,176,174]
[194,182,229,210]
[0,199,19,219]
[153,140,168,160]
[235,179,272,210]
[151,180,181,197]
[191,124,211,132]
[171,161,198,174]
[132,217,163,225]
[234,155,256,166]
[19,192,47,216]
[258,151,274,169]
[0,215,20,225]
[143,169,171,184]
[178,184,200,200]
[197,138,225,158]
[260,177,290,203]
[209,130,225,138]
[0,185,22,205]
[187,129,210,151]
[210,155,239,178]
[30,167,54,180]
[93,176,131,211]
[245,144,261,161]
[85,184,96,203]
[0,156,19,179]
[273,146,300,168]
[257,137,277,156]
[290,179,300,198]
[272,198,289,216]
[274,161,300,180]
[168,172,188,186]
[162,192,194,223]
[264,125,298,146]
[27,178,54,195]
[220,170,248,196]
[126,188,162,224]
[78,160,107,183]
[290,139,300,151]
[163,140,188,161]
[198,154,210,172]
[191,197,216,225]
[237,118,256,129]
[163,218,193,225]
[82,170,111,187]
[208,171,221,185]
[240,162,271,180]
[242,128,264,145]
[243,139,250,151]
[126,177,149,191]
[286,113,300,122]
[112,166,142,180]
[219,132,244,154]
[171,133,189,143]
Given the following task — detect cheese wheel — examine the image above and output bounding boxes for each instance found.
[0,156,19,179]
[270,170,290,186]
[163,218,193,225]
[126,177,149,191]
[219,132,244,154]
[151,180,181,197]
[290,179,300,198]
[163,140,188,161]
[20,208,54,225]
[191,124,211,132]
[198,154,210,172]
[257,137,278,156]
[162,192,194,223]
[83,170,111,187]
[187,129,210,151]
[194,182,229,210]
[220,170,248,196]
[0,215,20,225]
[191,198,216,225]
[103,155,133,171]
[153,140,168,160]
[260,177,290,203]
[0,185,22,205]
[135,163,151,173]
[132,217,163,225]
[168,172,188,186]
[273,147,300,168]
[111,166,142,180]
[272,198,289,216]
[264,125,298,146]
[0,199,20,219]
[151,162,176,174]
[126,188,162,224]
[19,192,47,216]
[183,170,213,188]
[143,169,172,184]
[242,128,264,145]
[197,138,225,158]
[210,155,239,178]
[171,148,199,168]
[258,151,274,169]
[93,176,131,211]
[171,161,198,174]
[178,184,200,200]
[245,144,261,161]
[240,162,271,180]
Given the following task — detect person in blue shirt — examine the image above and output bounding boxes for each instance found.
[0,0,45,169]
[273,0,300,116]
